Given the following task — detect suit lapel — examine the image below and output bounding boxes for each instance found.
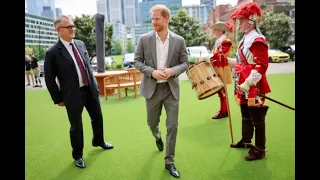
[149,32,157,69]
[58,40,77,71]
[166,32,176,67]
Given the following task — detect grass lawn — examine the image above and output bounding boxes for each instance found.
[110,55,124,65]
[26,73,295,180]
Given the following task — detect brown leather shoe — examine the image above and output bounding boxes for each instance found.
[244,146,267,161]
[212,111,228,119]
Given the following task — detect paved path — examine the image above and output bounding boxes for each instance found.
[25,61,295,90]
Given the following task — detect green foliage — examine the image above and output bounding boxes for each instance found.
[169,9,207,47]
[260,11,292,49]
[188,56,199,65]
[73,15,96,57]
[105,24,114,55]
[73,14,113,58]
[116,63,123,69]
[25,45,47,60]
[114,41,123,55]
[230,43,237,58]
[126,40,134,53]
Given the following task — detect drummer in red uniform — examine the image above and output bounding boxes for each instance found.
[209,21,234,119]
[227,1,271,161]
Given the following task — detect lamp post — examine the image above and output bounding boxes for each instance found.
[38,25,41,59]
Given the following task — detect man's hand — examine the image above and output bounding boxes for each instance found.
[159,68,174,79]
[152,70,167,80]
[58,102,65,106]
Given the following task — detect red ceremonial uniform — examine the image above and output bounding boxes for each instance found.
[229,1,271,161]
[235,36,271,106]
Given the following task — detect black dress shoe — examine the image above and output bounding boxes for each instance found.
[75,158,86,168]
[92,142,114,149]
[212,111,228,119]
[165,164,180,178]
[156,138,163,151]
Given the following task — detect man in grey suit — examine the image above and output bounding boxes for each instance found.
[134,4,189,179]
[44,15,113,169]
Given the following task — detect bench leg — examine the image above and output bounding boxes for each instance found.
[104,88,108,100]
[134,86,137,98]
[118,87,121,100]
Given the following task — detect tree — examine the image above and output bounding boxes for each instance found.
[169,9,207,47]
[105,24,113,55]
[114,40,122,55]
[259,11,292,49]
[25,45,46,60]
[73,14,113,58]
[73,14,96,57]
[126,39,134,53]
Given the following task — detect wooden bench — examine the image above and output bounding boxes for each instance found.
[103,71,143,100]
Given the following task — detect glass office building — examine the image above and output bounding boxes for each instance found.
[25,13,58,48]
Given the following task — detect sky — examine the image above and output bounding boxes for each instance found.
[55,0,238,17]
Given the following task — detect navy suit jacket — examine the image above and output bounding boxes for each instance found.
[44,39,99,105]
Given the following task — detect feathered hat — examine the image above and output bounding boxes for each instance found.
[230,2,263,34]
[210,21,234,33]
[231,2,262,23]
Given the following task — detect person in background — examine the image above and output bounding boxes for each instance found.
[30,52,42,87]
[25,55,35,87]
[209,21,234,119]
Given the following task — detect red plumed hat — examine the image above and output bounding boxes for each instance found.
[231,2,262,23]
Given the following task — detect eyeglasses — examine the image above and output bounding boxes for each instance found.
[60,25,76,30]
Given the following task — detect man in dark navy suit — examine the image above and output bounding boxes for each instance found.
[44,15,113,168]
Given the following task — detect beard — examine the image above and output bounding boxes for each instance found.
[153,24,165,32]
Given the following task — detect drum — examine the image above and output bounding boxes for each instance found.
[186,61,224,100]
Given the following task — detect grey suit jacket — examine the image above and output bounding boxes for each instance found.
[134,31,189,100]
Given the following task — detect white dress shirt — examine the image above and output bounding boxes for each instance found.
[60,38,86,87]
[155,32,169,83]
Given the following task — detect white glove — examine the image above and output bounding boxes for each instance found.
[238,69,262,92]
[227,57,237,68]
[246,69,262,86]
[238,81,250,92]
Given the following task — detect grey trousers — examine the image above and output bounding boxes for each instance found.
[145,82,179,164]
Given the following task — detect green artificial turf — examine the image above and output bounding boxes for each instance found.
[26,73,295,180]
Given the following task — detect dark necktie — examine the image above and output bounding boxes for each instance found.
[70,43,88,86]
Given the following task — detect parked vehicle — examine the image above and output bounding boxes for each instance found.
[39,61,44,77]
[90,56,115,71]
[268,49,290,63]
[123,53,135,68]
[279,45,295,61]
[186,46,211,60]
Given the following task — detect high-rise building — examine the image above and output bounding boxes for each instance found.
[200,0,216,10]
[26,0,56,19]
[55,8,62,17]
[139,0,182,23]
[97,0,107,15]
[41,6,54,19]
[182,4,209,27]
[124,0,136,27]
[26,0,43,16]
[112,23,127,54]
[135,0,182,46]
